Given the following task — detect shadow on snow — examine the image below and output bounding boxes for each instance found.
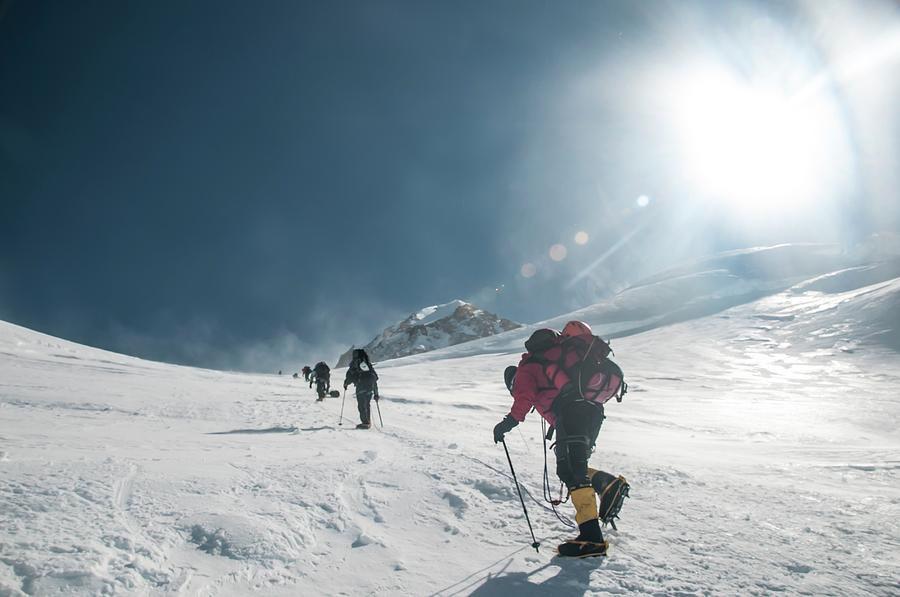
[207,426,298,435]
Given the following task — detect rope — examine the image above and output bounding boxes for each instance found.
[542,418,576,530]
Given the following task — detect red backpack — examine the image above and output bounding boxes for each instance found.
[523,328,626,405]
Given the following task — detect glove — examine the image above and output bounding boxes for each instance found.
[343,382,349,390]
[493,415,518,444]
[374,394,379,402]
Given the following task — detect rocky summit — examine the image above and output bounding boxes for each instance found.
[336,300,520,366]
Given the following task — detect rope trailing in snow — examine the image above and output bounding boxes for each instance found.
[542,418,577,530]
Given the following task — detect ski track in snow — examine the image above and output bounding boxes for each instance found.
[2,276,900,595]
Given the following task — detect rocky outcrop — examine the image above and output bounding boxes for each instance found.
[337,300,520,366]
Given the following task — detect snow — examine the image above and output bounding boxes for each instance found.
[343,299,516,365]
[413,300,469,326]
[2,265,900,595]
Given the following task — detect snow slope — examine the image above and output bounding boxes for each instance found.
[2,271,900,595]
[388,244,900,365]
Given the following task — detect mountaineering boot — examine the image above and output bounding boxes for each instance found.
[557,521,608,558]
[356,422,371,429]
[557,487,607,558]
[590,471,630,528]
[557,537,608,558]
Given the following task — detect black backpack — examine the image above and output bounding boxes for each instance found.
[522,329,626,405]
[352,349,375,372]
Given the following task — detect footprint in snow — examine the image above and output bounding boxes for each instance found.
[473,479,513,501]
[442,491,468,518]
[351,533,383,548]
[358,450,377,464]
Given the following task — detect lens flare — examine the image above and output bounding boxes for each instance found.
[794,27,900,105]
[520,263,537,278]
[567,223,646,289]
[574,231,589,245]
[549,244,568,261]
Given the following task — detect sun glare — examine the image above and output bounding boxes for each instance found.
[669,68,848,211]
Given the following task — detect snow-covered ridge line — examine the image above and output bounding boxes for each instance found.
[375,248,900,369]
[335,300,520,366]
[412,299,471,325]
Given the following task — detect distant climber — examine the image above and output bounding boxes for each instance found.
[343,349,379,429]
[312,361,331,401]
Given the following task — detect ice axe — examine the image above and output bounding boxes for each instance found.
[375,396,383,428]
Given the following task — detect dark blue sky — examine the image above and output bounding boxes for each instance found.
[2,1,898,371]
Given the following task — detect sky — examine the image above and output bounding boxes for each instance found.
[1,0,899,372]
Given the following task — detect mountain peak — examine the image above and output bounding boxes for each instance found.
[411,300,470,325]
[337,301,519,366]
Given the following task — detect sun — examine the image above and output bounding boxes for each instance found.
[668,67,847,212]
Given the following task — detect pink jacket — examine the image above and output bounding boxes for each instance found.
[508,338,586,426]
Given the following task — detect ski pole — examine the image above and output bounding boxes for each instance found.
[375,397,383,428]
[502,438,540,552]
[338,388,347,426]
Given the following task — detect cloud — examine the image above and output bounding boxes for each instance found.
[98,286,410,373]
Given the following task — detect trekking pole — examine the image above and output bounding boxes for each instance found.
[375,397,384,428]
[501,438,540,552]
[338,388,347,426]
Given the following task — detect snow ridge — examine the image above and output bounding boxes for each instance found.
[336,300,520,366]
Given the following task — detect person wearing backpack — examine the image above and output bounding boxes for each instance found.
[302,365,312,384]
[312,361,331,401]
[343,349,379,429]
[493,320,629,558]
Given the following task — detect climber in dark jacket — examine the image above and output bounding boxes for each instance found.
[313,361,331,400]
[344,349,379,429]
